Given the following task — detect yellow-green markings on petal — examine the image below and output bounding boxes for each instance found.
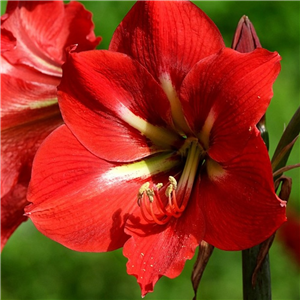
[28,98,58,109]
[159,74,191,136]
[102,152,181,185]
[26,49,62,76]
[206,158,226,181]
[198,109,215,150]
[117,103,180,149]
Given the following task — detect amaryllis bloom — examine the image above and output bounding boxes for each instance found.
[0,0,101,249]
[25,1,286,295]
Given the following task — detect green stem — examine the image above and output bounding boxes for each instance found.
[242,246,271,300]
[242,107,300,300]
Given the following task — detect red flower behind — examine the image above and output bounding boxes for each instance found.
[277,210,300,267]
[25,1,286,296]
[0,0,101,250]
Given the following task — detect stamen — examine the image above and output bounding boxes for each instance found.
[137,140,205,225]
[146,189,155,203]
[138,182,179,224]
[137,182,150,207]
[148,202,171,225]
[139,195,156,224]
[138,177,189,224]
[168,176,177,190]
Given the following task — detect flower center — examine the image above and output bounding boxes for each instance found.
[137,138,205,225]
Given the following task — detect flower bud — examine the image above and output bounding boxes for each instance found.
[231,15,261,53]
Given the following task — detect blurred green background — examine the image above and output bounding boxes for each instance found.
[1,1,299,300]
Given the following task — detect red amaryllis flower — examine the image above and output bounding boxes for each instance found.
[0,0,101,250]
[25,1,286,296]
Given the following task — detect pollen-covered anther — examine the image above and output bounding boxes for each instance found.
[168,176,177,190]
[137,177,184,225]
[137,182,150,206]
[146,189,154,203]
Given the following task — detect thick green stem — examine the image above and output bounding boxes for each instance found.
[242,246,271,300]
[242,107,300,300]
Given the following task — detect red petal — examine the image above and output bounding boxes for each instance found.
[1,185,28,250]
[1,112,62,249]
[180,48,281,162]
[1,1,100,76]
[26,125,182,252]
[109,1,224,90]
[198,132,286,250]
[59,2,101,54]
[1,74,60,130]
[26,125,130,252]
[1,55,60,86]
[1,111,62,195]
[123,192,205,296]
[58,50,181,162]
[1,28,16,52]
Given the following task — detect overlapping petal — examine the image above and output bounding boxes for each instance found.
[1,74,59,129]
[1,112,62,250]
[1,1,101,76]
[197,131,286,250]
[1,186,28,250]
[0,28,16,52]
[26,125,183,252]
[25,125,131,251]
[123,187,205,296]
[1,71,62,249]
[1,111,62,196]
[58,50,182,162]
[180,47,281,162]
[109,1,224,90]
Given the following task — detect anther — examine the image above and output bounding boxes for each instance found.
[165,184,173,198]
[137,182,150,206]
[169,176,177,190]
[146,189,155,202]
[138,182,150,197]
[155,183,163,190]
